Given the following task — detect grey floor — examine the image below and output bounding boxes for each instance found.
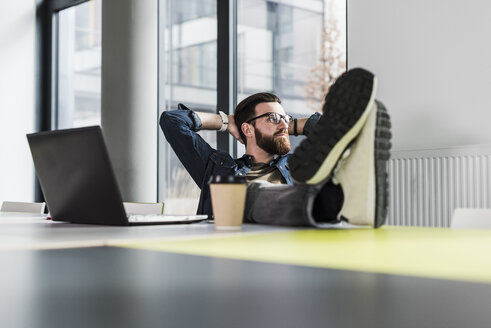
[0,246,490,328]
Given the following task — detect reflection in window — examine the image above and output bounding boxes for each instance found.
[56,0,102,129]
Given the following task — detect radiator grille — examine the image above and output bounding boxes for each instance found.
[388,150,491,227]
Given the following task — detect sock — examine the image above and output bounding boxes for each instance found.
[312,180,344,223]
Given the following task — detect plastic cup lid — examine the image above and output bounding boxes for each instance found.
[209,175,247,184]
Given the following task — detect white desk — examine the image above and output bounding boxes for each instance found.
[0,213,294,250]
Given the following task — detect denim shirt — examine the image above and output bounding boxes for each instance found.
[159,103,321,217]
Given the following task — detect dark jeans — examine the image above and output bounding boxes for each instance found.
[244,180,344,227]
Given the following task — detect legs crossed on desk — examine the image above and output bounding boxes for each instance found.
[243,181,343,227]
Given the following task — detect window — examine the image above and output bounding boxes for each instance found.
[158,0,218,212]
[54,0,102,129]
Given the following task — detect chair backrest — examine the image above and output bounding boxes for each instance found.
[451,208,491,229]
[1,201,46,214]
[123,202,164,215]
[163,197,199,215]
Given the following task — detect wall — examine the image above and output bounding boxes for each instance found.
[348,0,491,151]
[0,2,36,202]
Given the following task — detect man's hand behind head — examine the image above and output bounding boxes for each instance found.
[227,115,244,144]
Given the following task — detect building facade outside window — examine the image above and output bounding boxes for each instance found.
[55,0,102,129]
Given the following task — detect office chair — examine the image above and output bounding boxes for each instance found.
[451,208,491,229]
[0,201,46,214]
[123,202,165,215]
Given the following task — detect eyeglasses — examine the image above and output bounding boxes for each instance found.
[246,112,294,125]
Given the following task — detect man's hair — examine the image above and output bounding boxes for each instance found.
[234,92,281,145]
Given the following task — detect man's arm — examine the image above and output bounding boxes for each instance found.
[160,107,241,187]
[198,111,320,139]
[288,118,308,136]
[160,108,216,188]
[195,111,244,144]
[198,109,322,140]
[193,111,223,130]
[287,112,322,136]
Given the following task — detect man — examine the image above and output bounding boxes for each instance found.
[160,68,391,227]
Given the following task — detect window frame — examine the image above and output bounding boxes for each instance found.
[216,0,238,156]
[35,0,91,201]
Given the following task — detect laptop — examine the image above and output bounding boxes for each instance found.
[26,126,207,226]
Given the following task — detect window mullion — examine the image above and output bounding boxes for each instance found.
[217,0,237,156]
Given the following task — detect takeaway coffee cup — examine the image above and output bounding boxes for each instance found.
[209,175,247,230]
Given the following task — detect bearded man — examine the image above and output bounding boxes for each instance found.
[160,68,392,227]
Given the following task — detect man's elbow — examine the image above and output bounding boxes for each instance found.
[159,111,170,133]
[159,111,179,136]
[160,110,194,142]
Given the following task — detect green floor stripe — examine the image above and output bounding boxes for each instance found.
[116,226,491,284]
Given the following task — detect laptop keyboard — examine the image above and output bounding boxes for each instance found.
[127,214,207,223]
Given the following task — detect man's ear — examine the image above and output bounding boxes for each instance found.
[241,122,254,139]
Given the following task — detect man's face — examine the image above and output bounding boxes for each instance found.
[252,102,291,155]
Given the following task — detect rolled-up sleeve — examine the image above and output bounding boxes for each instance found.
[160,107,215,188]
[302,112,322,137]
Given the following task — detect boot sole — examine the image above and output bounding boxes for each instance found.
[335,101,391,228]
[373,101,392,228]
[289,68,377,185]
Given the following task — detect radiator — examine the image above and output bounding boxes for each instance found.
[387,147,491,227]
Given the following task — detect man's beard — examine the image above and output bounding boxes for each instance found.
[255,127,291,155]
